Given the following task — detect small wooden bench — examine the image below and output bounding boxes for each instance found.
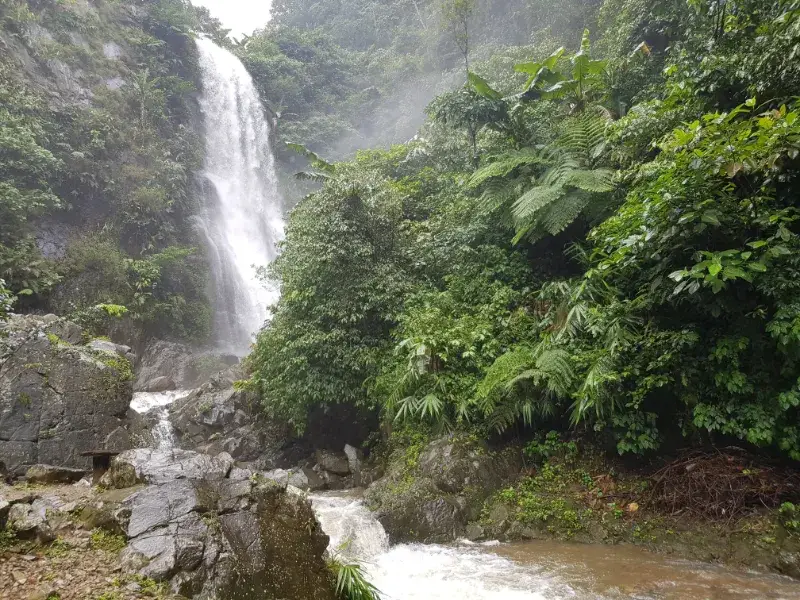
[79,450,121,484]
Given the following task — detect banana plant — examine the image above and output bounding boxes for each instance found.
[285,142,336,182]
[518,30,606,110]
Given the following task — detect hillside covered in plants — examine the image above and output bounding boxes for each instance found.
[246,0,800,463]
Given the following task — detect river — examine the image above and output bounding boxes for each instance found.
[311,491,800,600]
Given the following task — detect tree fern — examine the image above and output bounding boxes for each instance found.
[467,148,545,188]
[477,344,576,434]
[509,112,616,241]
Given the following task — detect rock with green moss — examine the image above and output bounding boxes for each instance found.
[0,314,136,476]
[365,435,522,543]
[114,450,335,599]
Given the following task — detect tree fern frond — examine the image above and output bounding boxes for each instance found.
[468,149,545,188]
[511,185,564,224]
[534,348,576,394]
[538,191,591,235]
[565,168,615,193]
[478,346,537,399]
[477,177,517,213]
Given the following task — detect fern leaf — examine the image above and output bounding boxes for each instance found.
[565,168,615,193]
[478,346,537,399]
[468,149,545,188]
[511,185,564,225]
[538,191,591,235]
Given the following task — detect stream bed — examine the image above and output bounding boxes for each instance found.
[312,492,800,600]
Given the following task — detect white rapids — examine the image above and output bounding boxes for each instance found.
[310,492,561,600]
[130,390,191,450]
[195,37,285,356]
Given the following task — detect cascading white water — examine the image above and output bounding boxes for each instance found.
[130,390,191,449]
[195,38,284,356]
[310,493,390,560]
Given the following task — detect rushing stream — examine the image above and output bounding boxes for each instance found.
[195,38,284,356]
[311,492,800,600]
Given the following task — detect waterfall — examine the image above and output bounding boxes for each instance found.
[195,38,284,356]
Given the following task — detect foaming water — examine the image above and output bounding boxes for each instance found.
[310,492,800,600]
[195,38,284,355]
[130,391,190,450]
[367,544,556,600]
[310,492,390,560]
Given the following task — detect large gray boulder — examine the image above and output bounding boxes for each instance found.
[365,435,522,543]
[113,452,336,599]
[169,368,294,469]
[0,315,136,476]
[104,448,234,488]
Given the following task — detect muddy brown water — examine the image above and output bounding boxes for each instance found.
[492,540,800,599]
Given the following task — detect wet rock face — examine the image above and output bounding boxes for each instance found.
[0,315,136,476]
[104,448,234,488]
[365,436,522,543]
[134,339,239,392]
[112,450,335,600]
[169,368,294,469]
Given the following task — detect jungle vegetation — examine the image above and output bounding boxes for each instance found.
[247,0,800,460]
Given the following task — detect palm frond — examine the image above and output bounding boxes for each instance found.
[294,171,332,183]
[328,557,382,600]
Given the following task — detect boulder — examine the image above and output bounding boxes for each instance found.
[365,475,464,543]
[315,449,350,475]
[140,375,176,393]
[0,315,136,476]
[261,467,326,492]
[104,448,234,488]
[115,451,335,599]
[25,464,87,484]
[3,496,76,543]
[169,368,294,469]
[344,444,363,486]
[365,435,522,543]
[87,339,136,363]
[418,437,520,500]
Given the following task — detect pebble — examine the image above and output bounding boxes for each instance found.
[11,569,27,583]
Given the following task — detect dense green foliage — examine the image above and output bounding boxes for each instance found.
[250,0,800,460]
[0,0,225,340]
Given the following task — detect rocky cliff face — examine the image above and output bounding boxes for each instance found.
[0,314,138,476]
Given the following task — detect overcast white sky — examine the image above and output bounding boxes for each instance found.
[192,0,272,37]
